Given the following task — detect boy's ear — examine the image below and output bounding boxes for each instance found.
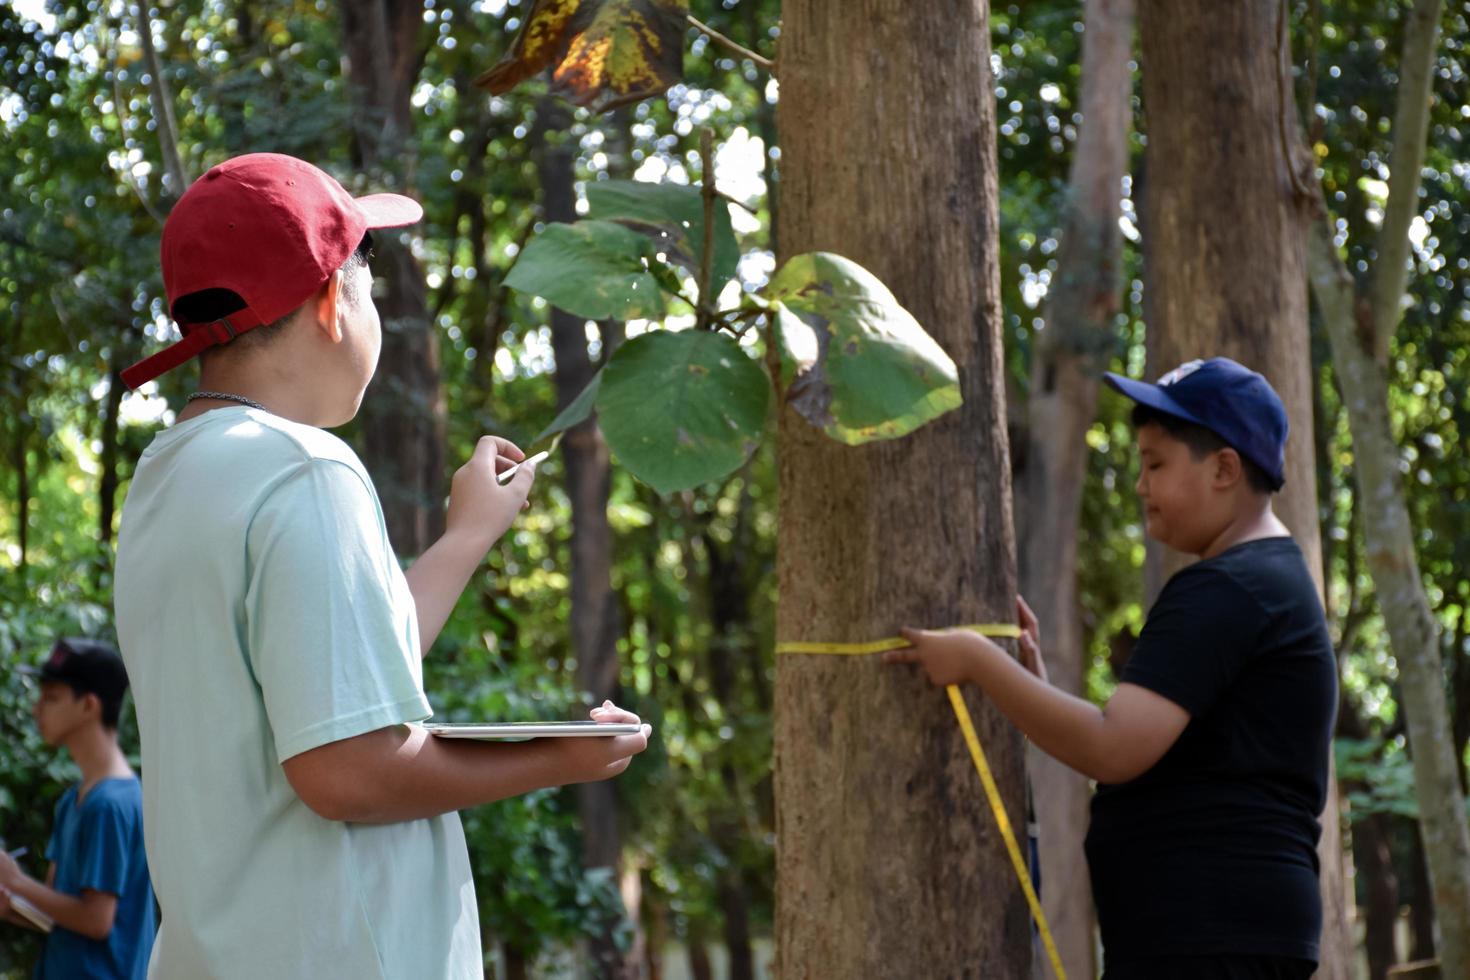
[311,271,345,344]
[79,691,103,723]
[1212,447,1245,490]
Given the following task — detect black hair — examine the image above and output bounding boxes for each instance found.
[175,232,376,359]
[47,679,125,730]
[1131,403,1277,495]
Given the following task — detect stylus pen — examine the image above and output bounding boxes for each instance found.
[497,450,551,485]
[6,847,27,860]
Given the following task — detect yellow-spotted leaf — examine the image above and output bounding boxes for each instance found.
[478,0,688,114]
[475,0,583,94]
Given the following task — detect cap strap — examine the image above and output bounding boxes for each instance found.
[120,310,267,390]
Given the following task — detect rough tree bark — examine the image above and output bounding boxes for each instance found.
[1018,2,1133,976]
[339,0,446,557]
[1136,2,1352,975]
[1303,3,1470,971]
[774,2,1029,977]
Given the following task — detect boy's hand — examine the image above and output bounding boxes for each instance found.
[553,702,653,783]
[445,436,534,550]
[0,851,21,889]
[882,628,991,687]
[1017,595,1048,684]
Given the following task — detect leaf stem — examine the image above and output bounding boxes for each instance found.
[686,15,777,74]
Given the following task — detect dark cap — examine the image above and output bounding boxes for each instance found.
[19,638,130,704]
[1103,357,1289,490]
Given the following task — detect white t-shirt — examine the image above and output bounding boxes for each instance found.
[115,407,481,979]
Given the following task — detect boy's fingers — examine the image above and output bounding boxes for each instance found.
[483,435,526,462]
[882,649,918,665]
[1017,594,1038,630]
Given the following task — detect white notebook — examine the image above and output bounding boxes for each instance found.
[424,721,645,740]
[10,893,53,933]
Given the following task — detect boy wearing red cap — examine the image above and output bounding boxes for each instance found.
[113,154,650,979]
[886,359,1335,979]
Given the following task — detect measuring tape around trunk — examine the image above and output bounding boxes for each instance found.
[776,624,1067,980]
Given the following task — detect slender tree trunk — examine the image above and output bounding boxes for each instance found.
[1409,829,1438,963]
[1356,811,1403,978]
[704,525,756,980]
[535,98,635,980]
[98,363,125,547]
[686,940,712,980]
[1302,3,1470,968]
[12,411,28,573]
[1019,3,1133,977]
[340,0,446,557]
[1136,3,1352,975]
[775,2,1027,976]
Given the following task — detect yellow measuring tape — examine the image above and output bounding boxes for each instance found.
[776,624,1067,980]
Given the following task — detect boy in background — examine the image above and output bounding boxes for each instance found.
[0,637,156,980]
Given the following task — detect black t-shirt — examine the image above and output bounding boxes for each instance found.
[1084,536,1338,965]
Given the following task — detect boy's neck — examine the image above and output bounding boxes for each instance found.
[1197,498,1290,560]
[65,724,133,788]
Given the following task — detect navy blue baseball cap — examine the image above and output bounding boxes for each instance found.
[1103,357,1288,490]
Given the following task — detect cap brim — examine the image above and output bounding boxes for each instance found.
[356,193,423,229]
[1103,372,1209,428]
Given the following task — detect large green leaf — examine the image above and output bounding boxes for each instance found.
[504,221,666,321]
[596,330,769,493]
[765,253,962,444]
[476,0,689,114]
[535,370,602,444]
[586,180,739,301]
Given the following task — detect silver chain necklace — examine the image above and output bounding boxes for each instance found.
[187,390,267,412]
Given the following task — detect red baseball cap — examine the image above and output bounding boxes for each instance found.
[121,153,422,389]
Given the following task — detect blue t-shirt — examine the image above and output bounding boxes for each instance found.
[39,776,156,980]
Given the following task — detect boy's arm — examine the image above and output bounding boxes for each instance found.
[885,628,1189,784]
[0,855,116,940]
[405,436,534,657]
[281,703,650,824]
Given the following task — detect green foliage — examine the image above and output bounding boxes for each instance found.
[597,329,770,494]
[505,219,668,320]
[586,178,739,297]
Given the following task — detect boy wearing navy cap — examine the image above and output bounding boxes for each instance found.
[886,358,1336,978]
[112,154,651,979]
[0,638,156,980]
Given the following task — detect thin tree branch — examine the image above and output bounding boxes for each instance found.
[1367,0,1444,362]
[687,14,776,74]
[133,0,190,200]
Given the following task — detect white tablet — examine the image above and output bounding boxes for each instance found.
[423,721,645,740]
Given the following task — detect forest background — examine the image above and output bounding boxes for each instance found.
[2,0,1469,978]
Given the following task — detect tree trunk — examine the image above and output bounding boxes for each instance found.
[1356,811,1402,980]
[1020,2,1133,976]
[774,2,1027,977]
[535,98,635,980]
[1136,3,1352,975]
[704,523,757,980]
[1307,211,1470,977]
[1301,2,1470,963]
[340,0,446,558]
[12,407,28,573]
